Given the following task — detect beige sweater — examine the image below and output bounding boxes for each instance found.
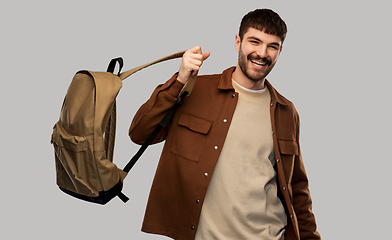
[195,80,287,240]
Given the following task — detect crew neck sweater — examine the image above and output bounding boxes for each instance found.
[195,80,287,240]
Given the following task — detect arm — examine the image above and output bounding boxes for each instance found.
[291,114,321,239]
[129,46,210,145]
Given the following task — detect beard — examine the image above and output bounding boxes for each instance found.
[238,45,276,82]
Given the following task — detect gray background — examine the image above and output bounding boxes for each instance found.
[1,0,391,239]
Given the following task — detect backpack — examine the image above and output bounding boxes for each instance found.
[51,51,195,204]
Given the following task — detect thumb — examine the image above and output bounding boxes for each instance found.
[202,51,211,61]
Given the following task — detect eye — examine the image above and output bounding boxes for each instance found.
[249,40,259,45]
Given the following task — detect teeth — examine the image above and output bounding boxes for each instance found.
[251,60,266,66]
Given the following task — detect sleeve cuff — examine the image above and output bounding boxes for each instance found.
[162,73,185,98]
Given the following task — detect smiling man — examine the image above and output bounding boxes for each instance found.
[234,28,282,89]
[129,9,320,240]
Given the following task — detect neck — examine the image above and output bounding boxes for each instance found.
[232,65,266,90]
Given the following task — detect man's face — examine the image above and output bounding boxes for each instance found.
[235,27,283,82]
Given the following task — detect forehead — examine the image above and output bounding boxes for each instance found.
[243,27,282,45]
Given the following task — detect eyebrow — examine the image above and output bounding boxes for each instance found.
[247,36,281,47]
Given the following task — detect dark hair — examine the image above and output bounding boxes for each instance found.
[239,9,287,43]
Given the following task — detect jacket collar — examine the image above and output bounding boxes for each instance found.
[218,67,289,106]
[265,80,289,106]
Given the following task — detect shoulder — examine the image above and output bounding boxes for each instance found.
[277,90,297,112]
[266,81,300,121]
[196,67,236,91]
[197,72,223,81]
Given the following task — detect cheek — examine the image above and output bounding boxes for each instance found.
[270,52,280,63]
[242,44,254,54]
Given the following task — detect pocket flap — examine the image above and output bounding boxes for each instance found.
[51,122,87,152]
[278,139,299,155]
[178,112,212,134]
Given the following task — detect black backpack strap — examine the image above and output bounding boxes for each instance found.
[117,192,129,203]
[123,91,188,173]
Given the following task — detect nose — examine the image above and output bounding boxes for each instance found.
[256,45,268,58]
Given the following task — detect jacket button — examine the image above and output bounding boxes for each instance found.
[283,186,286,190]
[272,130,275,135]
[232,94,236,98]
[204,173,208,177]
[277,158,280,163]
[191,225,195,230]
[290,214,293,218]
[196,199,200,204]
[223,119,228,123]
[214,146,218,150]
[271,103,274,107]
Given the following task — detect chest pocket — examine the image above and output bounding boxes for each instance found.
[278,139,299,156]
[277,138,299,187]
[170,112,212,162]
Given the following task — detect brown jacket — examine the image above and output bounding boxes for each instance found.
[129,67,320,240]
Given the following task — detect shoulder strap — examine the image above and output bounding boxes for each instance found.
[116,50,197,97]
[119,51,185,81]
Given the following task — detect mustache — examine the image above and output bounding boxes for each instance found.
[247,54,272,66]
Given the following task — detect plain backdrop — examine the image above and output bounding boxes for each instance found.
[1,1,391,239]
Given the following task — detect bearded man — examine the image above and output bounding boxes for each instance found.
[129,8,321,240]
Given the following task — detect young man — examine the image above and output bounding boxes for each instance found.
[129,9,320,240]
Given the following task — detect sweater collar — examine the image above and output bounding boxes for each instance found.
[218,67,289,106]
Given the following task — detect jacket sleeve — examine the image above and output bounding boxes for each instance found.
[292,113,321,240]
[129,73,184,145]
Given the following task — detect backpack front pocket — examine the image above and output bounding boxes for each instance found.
[51,122,98,196]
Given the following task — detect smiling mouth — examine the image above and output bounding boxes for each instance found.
[250,59,267,67]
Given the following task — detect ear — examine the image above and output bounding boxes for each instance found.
[235,34,241,52]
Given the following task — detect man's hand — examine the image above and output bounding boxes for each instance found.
[177,46,210,84]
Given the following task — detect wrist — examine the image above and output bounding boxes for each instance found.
[176,75,187,84]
